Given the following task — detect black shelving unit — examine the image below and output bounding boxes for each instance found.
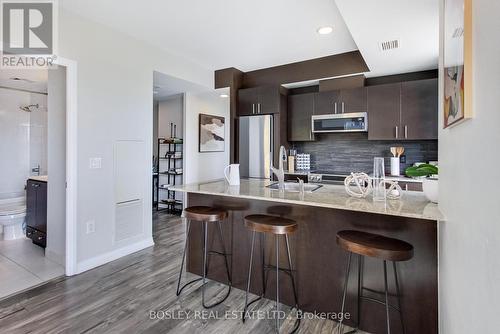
[154,125,183,214]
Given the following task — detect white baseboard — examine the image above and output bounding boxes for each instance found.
[75,238,154,274]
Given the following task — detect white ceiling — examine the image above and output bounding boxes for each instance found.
[0,69,48,93]
[153,71,208,100]
[60,0,359,72]
[335,0,439,77]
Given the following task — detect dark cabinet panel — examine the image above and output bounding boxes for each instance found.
[401,79,438,140]
[367,83,401,140]
[339,87,367,113]
[314,90,340,115]
[26,179,47,248]
[237,87,259,116]
[238,86,283,116]
[288,93,315,142]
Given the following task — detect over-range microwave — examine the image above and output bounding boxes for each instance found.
[311,112,368,133]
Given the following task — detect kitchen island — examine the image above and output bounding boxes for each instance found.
[171,179,442,334]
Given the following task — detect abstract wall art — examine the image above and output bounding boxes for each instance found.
[443,0,472,128]
[199,113,225,152]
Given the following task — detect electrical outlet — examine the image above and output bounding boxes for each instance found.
[89,157,102,169]
[86,220,95,234]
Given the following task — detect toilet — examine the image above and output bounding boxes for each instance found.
[0,197,26,240]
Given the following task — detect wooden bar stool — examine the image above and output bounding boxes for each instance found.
[336,230,414,334]
[176,206,232,309]
[242,214,300,334]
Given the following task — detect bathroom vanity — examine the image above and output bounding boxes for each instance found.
[26,177,48,248]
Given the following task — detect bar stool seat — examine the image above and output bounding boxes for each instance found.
[336,230,414,334]
[336,230,414,261]
[176,206,231,309]
[183,206,228,222]
[244,214,298,234]
[243,214,300,334]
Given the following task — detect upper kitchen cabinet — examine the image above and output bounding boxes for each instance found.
[339,87,367,113]
[368,79,438,140]
[401,78,438,140]
[288,93,315,141]
[367,83,401,140]
[314,87,367,115]
[237,86,285,116]
[314,90,340,115]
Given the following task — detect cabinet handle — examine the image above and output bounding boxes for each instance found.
[404,125,408,139]
[252,104,255,114]
[395,126,399,138]
[405,184,408,191]
[342,102,345,113]
[334,102,337,114]
[258,103,261,114]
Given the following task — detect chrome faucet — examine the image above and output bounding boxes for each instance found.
[270,146,287,191]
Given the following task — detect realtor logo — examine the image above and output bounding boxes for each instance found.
[1,0,57,68]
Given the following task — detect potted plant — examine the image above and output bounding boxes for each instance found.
[405,164,439,203]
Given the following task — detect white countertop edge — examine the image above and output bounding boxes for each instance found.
[171,182,443,221]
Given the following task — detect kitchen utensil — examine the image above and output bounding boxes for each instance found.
[224,164,240,186]
[390,147,397,157]
[372,157,386,201]
[396,147,405,157]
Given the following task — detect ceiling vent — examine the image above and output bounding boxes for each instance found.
[452,27,464,38]
[379,39,400,51]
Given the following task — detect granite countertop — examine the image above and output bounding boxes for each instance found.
[28,175,48,182]
[171,179,443,221]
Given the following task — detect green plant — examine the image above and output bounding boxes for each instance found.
[405,164,438,178]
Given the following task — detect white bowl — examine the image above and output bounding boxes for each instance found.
[422,178,439,203]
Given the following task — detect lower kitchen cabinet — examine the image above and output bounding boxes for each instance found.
[288,93,315,141]
[26,179,47,248]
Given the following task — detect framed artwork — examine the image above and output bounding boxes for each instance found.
[443,0,472,128]
[199,113,225,152]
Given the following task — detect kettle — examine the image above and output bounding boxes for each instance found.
[224,164,240,186]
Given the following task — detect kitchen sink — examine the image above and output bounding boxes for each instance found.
[266,182,322,193]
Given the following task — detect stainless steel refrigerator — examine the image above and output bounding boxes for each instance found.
[238,115,273,179]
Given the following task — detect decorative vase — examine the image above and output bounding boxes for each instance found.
[423,178,439,203]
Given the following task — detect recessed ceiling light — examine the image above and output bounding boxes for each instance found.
[220,94,229,98]
[317,26,333,35]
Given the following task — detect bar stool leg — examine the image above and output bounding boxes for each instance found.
[285,234,301,334]
[338,252,353,334]
[383,260,391,334]
[393,262,406,334]
[177,219,202,296]
[261,233,268,297]
[217,220,232,285]
[275,234,280,333]
[356,254,363,329]
[243,230,256,323]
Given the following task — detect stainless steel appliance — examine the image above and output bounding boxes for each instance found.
[239,115,273,179]
[308,171,349,185]
[312,112,368,133]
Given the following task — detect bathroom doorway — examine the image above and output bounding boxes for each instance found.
[0,66,67,299]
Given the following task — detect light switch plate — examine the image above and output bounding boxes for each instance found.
[86,220,95,234]
[89,157,102,169]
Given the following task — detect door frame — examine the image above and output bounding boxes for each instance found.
[53,57,78,276]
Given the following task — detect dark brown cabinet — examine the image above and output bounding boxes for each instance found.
[288,93,315,141]
[368,79,438,140]
[314,87,367,115]
[26,179,47,248]
[314,90,339,115]
[401,79,438,140]
[367,83,401,140]
[238,86,283,116]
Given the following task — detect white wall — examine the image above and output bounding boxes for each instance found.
[158,95,184,139]
[184,89,230,184]
[56,8,213,269]
[46,66,67,266]
[438,0,500,333]
[0,88,47,200]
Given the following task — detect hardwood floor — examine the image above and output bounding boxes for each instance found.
[0,211,363,334]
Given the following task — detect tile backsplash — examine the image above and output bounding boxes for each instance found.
[292,133,438,174]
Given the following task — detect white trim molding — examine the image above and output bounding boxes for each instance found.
[76,238,154,274]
